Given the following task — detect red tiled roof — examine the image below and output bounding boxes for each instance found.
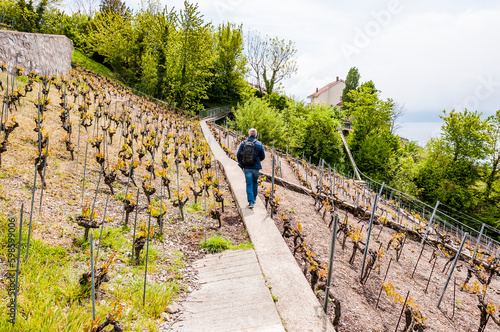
[307,80,344,98]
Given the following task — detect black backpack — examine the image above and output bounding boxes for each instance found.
[241,140,258,166]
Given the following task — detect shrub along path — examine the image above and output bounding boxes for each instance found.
[172,121,335,332]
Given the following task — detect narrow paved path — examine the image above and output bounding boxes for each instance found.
[188,120,335,332]
[172,250,284,331]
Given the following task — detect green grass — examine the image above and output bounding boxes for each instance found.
[199,236,253,253]
[185,202,203,213]
[0,215,183,330]
[113,277,180,323]
[114,189,133,202]
[230,240,254,250]
[199,235,232,253]
[71,49,118,81]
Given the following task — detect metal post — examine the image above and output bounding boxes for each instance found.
[360,193,382,279]
[437,232,468,308]
[95,195,110,261]
[323,215,338,313]
[13,204,23,324]
[418,201,440,251]
[472,223,485,260]
[375,258,393,309]
[395,291,410,332]
[143,212,152,306]
[25,163,38,260]
[90,164,104,223]
[90,234,96,320]
[271,155,276,218]
[204,182,207,243]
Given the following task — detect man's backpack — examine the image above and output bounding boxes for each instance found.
[241,140,258,167]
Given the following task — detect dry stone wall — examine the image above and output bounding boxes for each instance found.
[0,30,73,76]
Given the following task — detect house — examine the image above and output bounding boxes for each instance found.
[307,77,345,107]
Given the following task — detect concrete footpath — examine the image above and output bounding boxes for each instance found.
[195,121,335,332]
[172,250,284,331]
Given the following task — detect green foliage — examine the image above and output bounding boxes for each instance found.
[199,235,232,253]
[296,103,344,164]
[414,109,497,217]
[100,0,130,17]
[230,241,254,250]
[387,146,422,196]
[264,92,289,111]
[232,96,286,144]
[439,109,492,163]
[483,110,500,199]
[85,10,136,80]
[207,22,248,106]
[113,277,180,319]
[72,49,117,80]
[185,201,203,212]
[345,82,399,181]
[233,95,346,165]
[342,66,360,106]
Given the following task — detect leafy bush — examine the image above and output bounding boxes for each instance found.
[232,96,286,145]
[199,235,232,253]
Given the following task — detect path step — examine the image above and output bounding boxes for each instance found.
[171,249,284,332]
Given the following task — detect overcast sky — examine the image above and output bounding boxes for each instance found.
[106,1,500,144]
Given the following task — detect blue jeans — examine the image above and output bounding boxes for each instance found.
[243,168,259,205]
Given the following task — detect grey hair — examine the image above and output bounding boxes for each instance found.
[248,128,257,137]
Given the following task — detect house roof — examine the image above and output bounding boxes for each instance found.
[307,79,345,99]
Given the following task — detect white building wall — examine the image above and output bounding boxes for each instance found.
[310,81,345,107]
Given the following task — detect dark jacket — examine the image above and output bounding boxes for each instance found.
[236,136,265,169]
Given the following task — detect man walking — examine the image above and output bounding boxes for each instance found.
[237,128,265,209]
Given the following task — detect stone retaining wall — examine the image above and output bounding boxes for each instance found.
[0,30,73,76]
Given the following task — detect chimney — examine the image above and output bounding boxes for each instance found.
[316,87,318,92]
[336,76,339,81]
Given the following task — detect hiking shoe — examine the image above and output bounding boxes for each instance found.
[249,203,254,209]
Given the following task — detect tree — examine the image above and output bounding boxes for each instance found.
[71,0,100,16]
[86,10,137,77]
[207,22,247,105]
[299,104,344,164]
[262,36,297,94]
[344,82,399,181]
[483,110,500,199]
[176,0,214,111]
[439,109,491,163]
[246,31,298,95]
[100,0,130,17]
[246,30,266,94]
[341,67,360,106]
[233,96,286,144]
[416,109,492,213]
[390,101,406,134]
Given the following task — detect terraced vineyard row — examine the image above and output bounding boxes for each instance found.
[0,65,249,331]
